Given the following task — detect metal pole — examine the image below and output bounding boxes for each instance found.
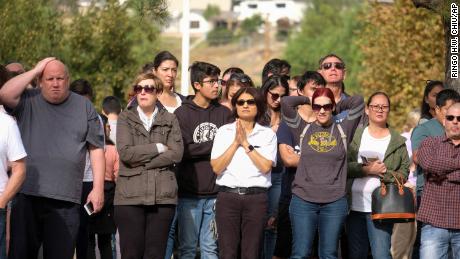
[180,0,190,96]
[264,14,271,61]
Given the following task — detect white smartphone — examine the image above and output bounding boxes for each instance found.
[84,202,94,215]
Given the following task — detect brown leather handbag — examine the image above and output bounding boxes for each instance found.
[371,172,416,223]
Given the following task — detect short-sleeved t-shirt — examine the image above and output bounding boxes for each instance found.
[0,112,27,194]
[9,89,104,204]
[292,121,354,203]
[277,121,300,204]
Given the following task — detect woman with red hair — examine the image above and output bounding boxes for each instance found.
[281,88,364,259]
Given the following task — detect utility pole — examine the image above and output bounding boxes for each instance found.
[180,0,190,96]
[263,14,271,61]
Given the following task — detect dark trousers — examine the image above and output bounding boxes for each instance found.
[76,182,93,259]
[216,191,267,259]
[9,193,80,259]
[412,194,422,259]
[114,204,175,259]
[274,201,292,258]
[87,234,112,259]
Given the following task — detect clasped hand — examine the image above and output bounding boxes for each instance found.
[234,119,249,147]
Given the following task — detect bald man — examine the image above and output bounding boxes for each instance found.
[0,58,105,259]
[5,63,25,75]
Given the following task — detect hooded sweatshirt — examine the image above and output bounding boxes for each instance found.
[174,96,233,197]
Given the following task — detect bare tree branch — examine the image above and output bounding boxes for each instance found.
[413,0,460,92]
[412,0,444,13]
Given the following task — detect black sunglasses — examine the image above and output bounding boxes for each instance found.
[321,62,345,70]
[229,73,253,84]
[312,103,334,112]
[236,99,256,106]
[446,115,460,122]
[133,85,156,94]
[269,91,285,101]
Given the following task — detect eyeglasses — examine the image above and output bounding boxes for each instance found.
[269,91,285,101]
[321,62,345,70]
[236,99,256,106]
[202,79,219,85]
[369,104,390,112]
[133,85,157,94]
[312,103,334,112]
[445,115,460,122]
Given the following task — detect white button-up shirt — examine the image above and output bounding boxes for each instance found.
[137,105,158,132]
[211,122,277,188]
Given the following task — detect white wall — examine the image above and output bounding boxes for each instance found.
[235,0,306,25]
[167,0,233,15]
[164,11,211,35]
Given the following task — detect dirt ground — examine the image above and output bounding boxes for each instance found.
[157,33,287,90]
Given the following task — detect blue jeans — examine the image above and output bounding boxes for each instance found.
[164,209,177,259]
[346,211,393,259]
[177,197,218,259]
[420,224,460,259]
[263,171,283,259]
[289,195,348,259]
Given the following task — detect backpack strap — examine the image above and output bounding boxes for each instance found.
[337,124,347,152]
[299,123,311,154]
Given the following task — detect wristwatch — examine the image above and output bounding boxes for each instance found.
[246,145,255,153]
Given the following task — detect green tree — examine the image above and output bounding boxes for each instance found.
[283,0,364,93]
[0,0,166,106]
[203,4,221,20]
[0,0,63,67]
[127,0,168,24]
[358,0,444,128]
[413,0,460,91]
[239,14,264,35]
[62,0,164,105]
[207,28,234,46]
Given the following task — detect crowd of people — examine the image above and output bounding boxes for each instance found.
[0,52,459,259]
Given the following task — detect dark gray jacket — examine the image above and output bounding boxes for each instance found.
[115,106,184,205]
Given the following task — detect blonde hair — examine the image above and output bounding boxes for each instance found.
[402,109,421,133]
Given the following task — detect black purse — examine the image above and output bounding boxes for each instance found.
[371,172,416,223]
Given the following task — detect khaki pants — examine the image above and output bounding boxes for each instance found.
[391,221,417,259]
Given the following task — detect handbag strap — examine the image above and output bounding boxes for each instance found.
[382,171,404,195]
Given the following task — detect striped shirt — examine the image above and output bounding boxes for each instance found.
[417,135,460,229]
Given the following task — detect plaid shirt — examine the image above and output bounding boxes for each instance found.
[417,135,460,229]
